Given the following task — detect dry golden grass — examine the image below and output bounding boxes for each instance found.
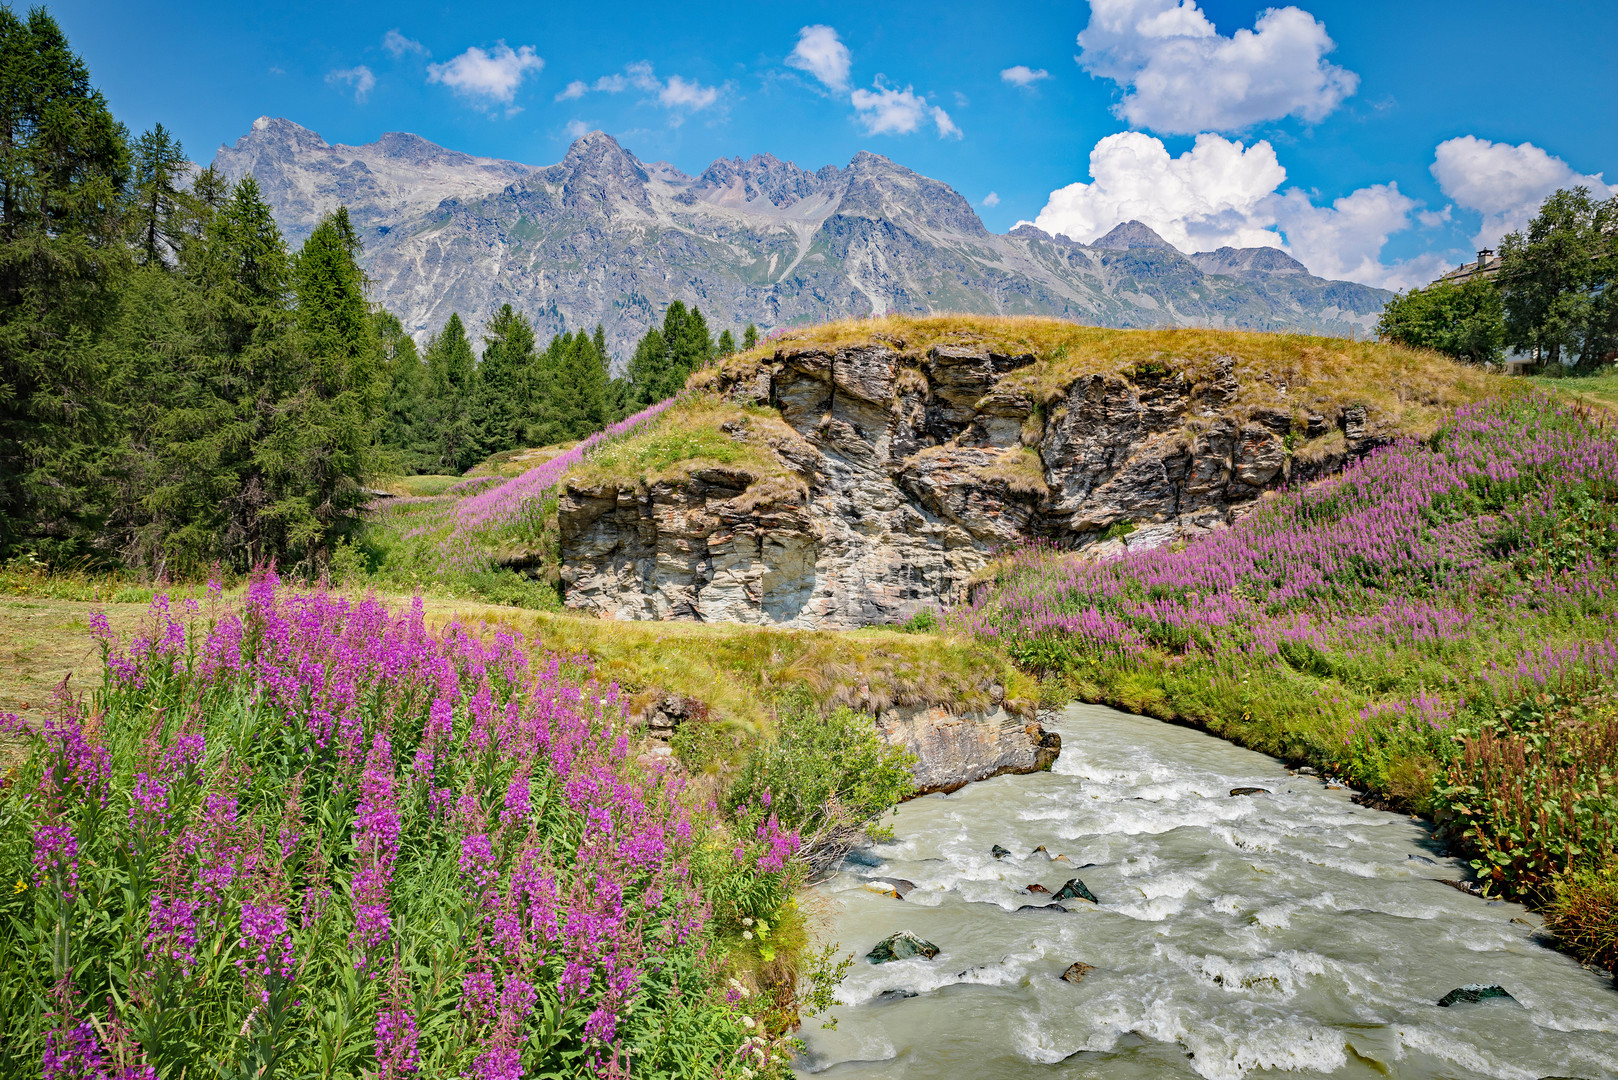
[713,315,1497,439]
[0,585,1031,769]
[432,603,1035,734]
[567,397,808,489]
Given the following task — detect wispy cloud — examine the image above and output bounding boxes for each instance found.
[565,119,590,139]
[326,65,376,103]
[982,192,1001,207]
[383,29,428,59]
[559,61,724,122]
[851,78,960,139]
[787,25,851,92]
[1000,65,1049,88]
[427,43,544,110]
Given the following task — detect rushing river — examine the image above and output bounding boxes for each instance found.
[796,704,1618,1080]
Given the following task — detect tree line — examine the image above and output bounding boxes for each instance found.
[0,8,759,574]
[1377,187,1617,368]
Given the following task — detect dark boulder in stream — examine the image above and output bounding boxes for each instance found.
[1016,903,1069,913]
[1052,878,1099,904]
[1229,787,1270,796]
[1061,962,1095,984]
[991,845,1011,859]
[1025,883,1050,894]
[1438,984,1516,1007]
[867,932,940,964]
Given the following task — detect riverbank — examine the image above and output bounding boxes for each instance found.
[801,702,1618,1080]
[960,390,1618,973]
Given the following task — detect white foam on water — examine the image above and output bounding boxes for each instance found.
[1393,1023,1539,1080]
[835,952,1035,1006]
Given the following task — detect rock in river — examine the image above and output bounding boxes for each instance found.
[1229,787,1270,797]
[1025,883,1050,894]
[867,932,940,964]
[991,845,1011,859]
[1437,984,1516,1007]
[872,876,917,898]
[1016,903,1069,913]
[1052,878,1098,904]
[1061,962,1095,984]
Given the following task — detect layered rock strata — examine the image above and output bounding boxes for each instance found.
[559,343,1385,630]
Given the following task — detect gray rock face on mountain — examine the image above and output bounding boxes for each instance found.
[556,342,1387,630]
[213,119,1393,359]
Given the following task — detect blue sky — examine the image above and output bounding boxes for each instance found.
[52,0,1618,289]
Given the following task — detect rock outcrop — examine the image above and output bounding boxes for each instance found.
[559,341,1386,629]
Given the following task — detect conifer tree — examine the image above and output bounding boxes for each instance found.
[375,310,428,472]
[131,123,191,266]
[717,328,736,356]
[743,323,759,349]
[473,303,537,457]
[271,206,385,556]
[138,176,298,569]
[0,7,131,557]
[424,312,478,472]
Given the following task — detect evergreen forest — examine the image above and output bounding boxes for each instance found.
[0,8,751,578]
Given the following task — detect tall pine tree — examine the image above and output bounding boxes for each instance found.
[0,7,131,558]
[473,303,537,458]
[423,312,478,472]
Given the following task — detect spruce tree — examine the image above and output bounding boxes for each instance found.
[717,328,736,356]
[374,310,428,472]
[0,7,131,558]
[272,206,385,557]
[424,312,478,472]
[743,323,759,349]
[473,303,537,457]
[131,122,191,266]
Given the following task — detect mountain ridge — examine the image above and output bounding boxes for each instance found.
[213,119,1392,359]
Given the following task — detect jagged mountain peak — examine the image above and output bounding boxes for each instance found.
[214,117,1392,355]
[1093,220,1181,253]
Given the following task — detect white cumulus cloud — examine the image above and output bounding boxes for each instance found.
[1024,131,1444,290]
[564,119,589,139]
[1431,135,1618,247]
[326,65,376,103]
[427,43,543,106]
[1076,0,1358,134]
[383,30,427,59]
[787,25,852,92]
[1001,65,1050,88]
[982,191,1001,207]
[851,79,960,138]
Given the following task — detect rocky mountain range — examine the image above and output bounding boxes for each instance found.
[214,118,1393,360]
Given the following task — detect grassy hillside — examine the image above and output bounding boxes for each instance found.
[962,388,1618,968]
[703,316,1493,437]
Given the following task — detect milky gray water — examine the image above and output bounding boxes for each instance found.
[796,704,1618,1080]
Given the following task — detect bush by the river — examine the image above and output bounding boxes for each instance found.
[961,391,1618,967]
[0,573,814,1078]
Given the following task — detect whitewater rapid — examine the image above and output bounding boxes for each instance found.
[796,703,1618,1080]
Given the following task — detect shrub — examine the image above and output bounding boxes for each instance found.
[1546,865,1618,973]
[724,697,915,874]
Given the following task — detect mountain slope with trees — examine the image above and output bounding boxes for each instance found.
[213,121,1396,358]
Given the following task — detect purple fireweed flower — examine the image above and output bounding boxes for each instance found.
[471,1047,522,1080]
[33,824,79,901]
[238,901,296,1004]
[374,1006,420,1077]
[42,1019,108,1080]
[146,891,200,973]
